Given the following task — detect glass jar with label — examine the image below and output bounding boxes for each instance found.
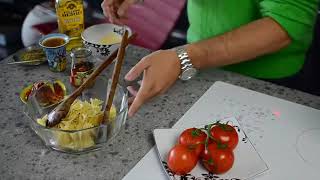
[70,47,95,87]
[56,0,84,51]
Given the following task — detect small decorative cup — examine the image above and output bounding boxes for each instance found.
[39,33,69,72]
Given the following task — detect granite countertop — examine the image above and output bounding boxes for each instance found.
[1,45,320,180]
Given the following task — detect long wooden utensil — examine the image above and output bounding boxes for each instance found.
[103,30,129,123]
[7,60,45,65]
[46,33,136,127]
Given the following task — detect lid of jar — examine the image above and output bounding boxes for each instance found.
[71,47,92,58]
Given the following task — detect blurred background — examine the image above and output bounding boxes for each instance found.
[0,0,43,59]
[0,0,188,60]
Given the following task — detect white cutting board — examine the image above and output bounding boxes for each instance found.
[123,81,320,180]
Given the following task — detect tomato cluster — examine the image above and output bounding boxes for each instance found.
[167,123,239,175]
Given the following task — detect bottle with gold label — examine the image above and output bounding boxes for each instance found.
[56,0,84,51]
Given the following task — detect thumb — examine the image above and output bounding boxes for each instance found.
[125,57,150,81]
[117,0,136,17]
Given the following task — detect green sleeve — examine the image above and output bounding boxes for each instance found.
[259,0,319,46]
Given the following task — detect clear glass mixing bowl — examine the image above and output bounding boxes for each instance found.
[23,77,128,153]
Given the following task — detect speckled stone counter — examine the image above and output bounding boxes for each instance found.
[1,45,320,180]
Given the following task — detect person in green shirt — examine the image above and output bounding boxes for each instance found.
[101,0,319,117]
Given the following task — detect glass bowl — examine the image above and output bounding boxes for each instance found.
[23,77,128,153]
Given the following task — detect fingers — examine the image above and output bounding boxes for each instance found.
[126,50,179,117]
[101,0,117,6]
[109,6,124,24]
[126,57,151,117]
[125,57,150,81]
[101,0,136,23]
[101,1,115,21]
[128,94,143,117]
[127,86,138,96]
[117,0,136,17]
[101,0,124,24]
[128,76,154,117]
[101,0,111,15]
[105,6,116,23]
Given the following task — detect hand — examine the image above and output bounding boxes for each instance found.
[101,0,140,24]
[125,49,181,117]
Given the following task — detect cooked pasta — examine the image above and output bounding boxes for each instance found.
[36,98,117,150]
[37,98,116,130]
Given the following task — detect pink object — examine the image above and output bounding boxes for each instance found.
[111,0,186,50]
[272,111,281,118]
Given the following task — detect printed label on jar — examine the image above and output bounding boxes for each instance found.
[70,69,93,87]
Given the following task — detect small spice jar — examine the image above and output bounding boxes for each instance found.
[70,47,95,87]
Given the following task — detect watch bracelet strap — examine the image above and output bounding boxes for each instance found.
[174,45,195,71]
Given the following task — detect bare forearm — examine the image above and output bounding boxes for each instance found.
[186,17,291,69]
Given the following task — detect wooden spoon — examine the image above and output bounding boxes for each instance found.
[103,30,129,123]
[46,33,136,127]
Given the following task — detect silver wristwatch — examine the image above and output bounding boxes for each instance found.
[174,46,198,81]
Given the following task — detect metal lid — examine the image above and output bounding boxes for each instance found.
[70,47,92,58]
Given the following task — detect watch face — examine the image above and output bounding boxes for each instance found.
[180,68,197,81]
